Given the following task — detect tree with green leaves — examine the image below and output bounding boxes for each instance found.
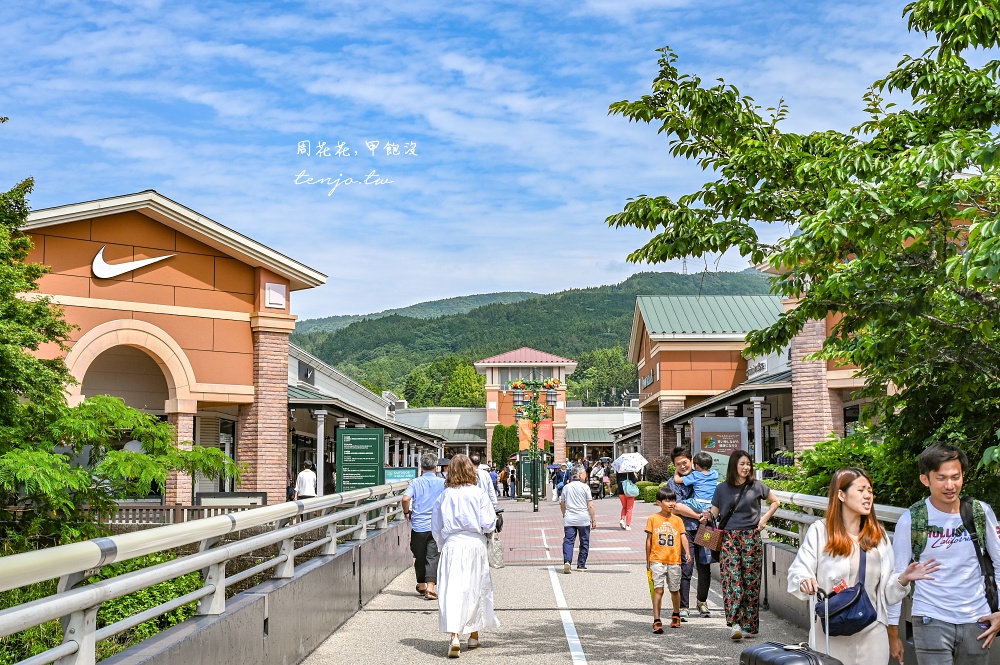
[491,424,519,468]
[567,345,637,406]
[607,0,1000,501]
[439,364,486,408]
[0,141,240,548]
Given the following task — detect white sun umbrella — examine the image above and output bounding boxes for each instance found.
[611,452,648,474]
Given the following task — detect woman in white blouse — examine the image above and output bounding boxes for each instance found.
[787,467,939,664]
[432,454,500,658]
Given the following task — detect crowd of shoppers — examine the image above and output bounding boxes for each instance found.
[400,441,1000,663]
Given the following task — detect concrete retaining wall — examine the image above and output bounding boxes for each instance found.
[103,522,410,665]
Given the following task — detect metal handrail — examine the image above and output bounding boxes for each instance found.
[0,482,410,665]
[765,490,905,546]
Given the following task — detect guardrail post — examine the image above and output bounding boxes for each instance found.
[197,563,227,615]
[376,503,390,530]
[320,509,338,555]
[57,606,97,665]
[352,514,367,541]
[273,517,296,578]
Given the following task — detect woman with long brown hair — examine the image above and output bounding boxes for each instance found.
[787,467,940,663]
[431,454,500,658]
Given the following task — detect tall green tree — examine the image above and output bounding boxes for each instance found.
[491,424,519,468]
[606,0,1000,499]
[567,345,637,405]
[439,365,486,408]
[0,138,240,548]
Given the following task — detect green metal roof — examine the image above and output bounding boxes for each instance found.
[637,295,783,336]
[288,384,332,400]
[427,428,487,443]
[565,428,615,443]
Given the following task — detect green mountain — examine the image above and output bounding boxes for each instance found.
[291,271,772,394]
[295,291,541,334]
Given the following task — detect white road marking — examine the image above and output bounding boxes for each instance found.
[537,528,553,560]
[547,566,588,664]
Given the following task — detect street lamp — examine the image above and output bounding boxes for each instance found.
[508,377,560,513]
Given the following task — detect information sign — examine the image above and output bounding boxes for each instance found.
[385,467,419,482]
[336,428,384,492]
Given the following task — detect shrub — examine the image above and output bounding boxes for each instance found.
[640,485,660,503]
[636,481,657,490]
[0,551,201,664]
[645,456,673,484]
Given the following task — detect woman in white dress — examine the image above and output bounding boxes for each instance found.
[787,467,940,664]
[432,454,500,658]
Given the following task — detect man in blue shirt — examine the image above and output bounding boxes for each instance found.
[402,452,447,600]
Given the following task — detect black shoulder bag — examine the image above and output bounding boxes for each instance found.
[960,496,999,613]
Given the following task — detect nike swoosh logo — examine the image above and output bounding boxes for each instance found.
[92,246,175,279]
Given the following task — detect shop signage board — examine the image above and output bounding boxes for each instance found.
[385,467,419,482]
[692,417,748,470]
[336,428,385,492]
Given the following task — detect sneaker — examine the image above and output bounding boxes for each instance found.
[564,562,571,574]
[576,565,587,571]
[730,624,743,640]
[625,525,631,530]
[698,602,710,618]
[619,519,626,530]
[652,619,664,634]
[678,608,689,622]
[670,614,681,628]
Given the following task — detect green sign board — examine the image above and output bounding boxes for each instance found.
[384,467,419,482]
[336,428,384,492]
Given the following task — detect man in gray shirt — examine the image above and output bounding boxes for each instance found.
[561,464,596,574]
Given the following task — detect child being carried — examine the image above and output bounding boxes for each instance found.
[673,452,719,515]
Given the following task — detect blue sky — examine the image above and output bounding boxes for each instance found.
[0,1,929,319]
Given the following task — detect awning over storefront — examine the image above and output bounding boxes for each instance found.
[425,428,487,444]
[288,384,444,448]
[566,428,615,443]
[660,370,792,427]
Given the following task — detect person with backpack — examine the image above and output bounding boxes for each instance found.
[787,467,940,664]
[887,443,1000,664]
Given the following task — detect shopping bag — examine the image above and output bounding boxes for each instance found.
[487,532,504,569]
[694,522,725,551]
[647,568,655,602]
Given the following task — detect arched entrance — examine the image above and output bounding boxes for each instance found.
[80,346,169,413]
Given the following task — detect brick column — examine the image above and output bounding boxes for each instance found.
[485,424,496,464]
[791,318,841,450]
[553,426,567,464]
[164,412,195,504]
[658,398,686,459]
[640,408,659,460]
[238,317,294,505]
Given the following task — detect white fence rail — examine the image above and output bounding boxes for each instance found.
[0,482,410,665]
[765,490,907,545]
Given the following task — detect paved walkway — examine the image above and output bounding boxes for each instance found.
[305,491,807,664]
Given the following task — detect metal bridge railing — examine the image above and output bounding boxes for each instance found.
[765,490,907,545]
[0,482,410,665]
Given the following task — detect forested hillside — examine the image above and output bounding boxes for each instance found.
[295,291,540,334]
[292,271,770,400]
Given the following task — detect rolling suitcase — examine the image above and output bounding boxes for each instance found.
[739,592,843,665]
[739,642,842,665]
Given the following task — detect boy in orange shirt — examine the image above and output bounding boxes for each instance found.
[645,487,691,633]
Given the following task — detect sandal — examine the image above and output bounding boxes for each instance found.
[424,590,438,600]
[652,619,664,634]
[416,584,427,596]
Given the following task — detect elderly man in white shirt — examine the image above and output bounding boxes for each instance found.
[470,452,498,508]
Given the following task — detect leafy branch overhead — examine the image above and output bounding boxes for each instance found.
[608,0,1000,488]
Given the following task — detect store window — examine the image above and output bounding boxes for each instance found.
[844,405,861,436]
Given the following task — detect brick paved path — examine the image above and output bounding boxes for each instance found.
[304,491,808,664]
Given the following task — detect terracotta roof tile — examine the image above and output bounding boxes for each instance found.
[474,347,576,365]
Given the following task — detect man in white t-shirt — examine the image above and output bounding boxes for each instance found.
[560,464,596,574]
[470,452,498,508]
[888,443,1000,664]
[293,461,317,500]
